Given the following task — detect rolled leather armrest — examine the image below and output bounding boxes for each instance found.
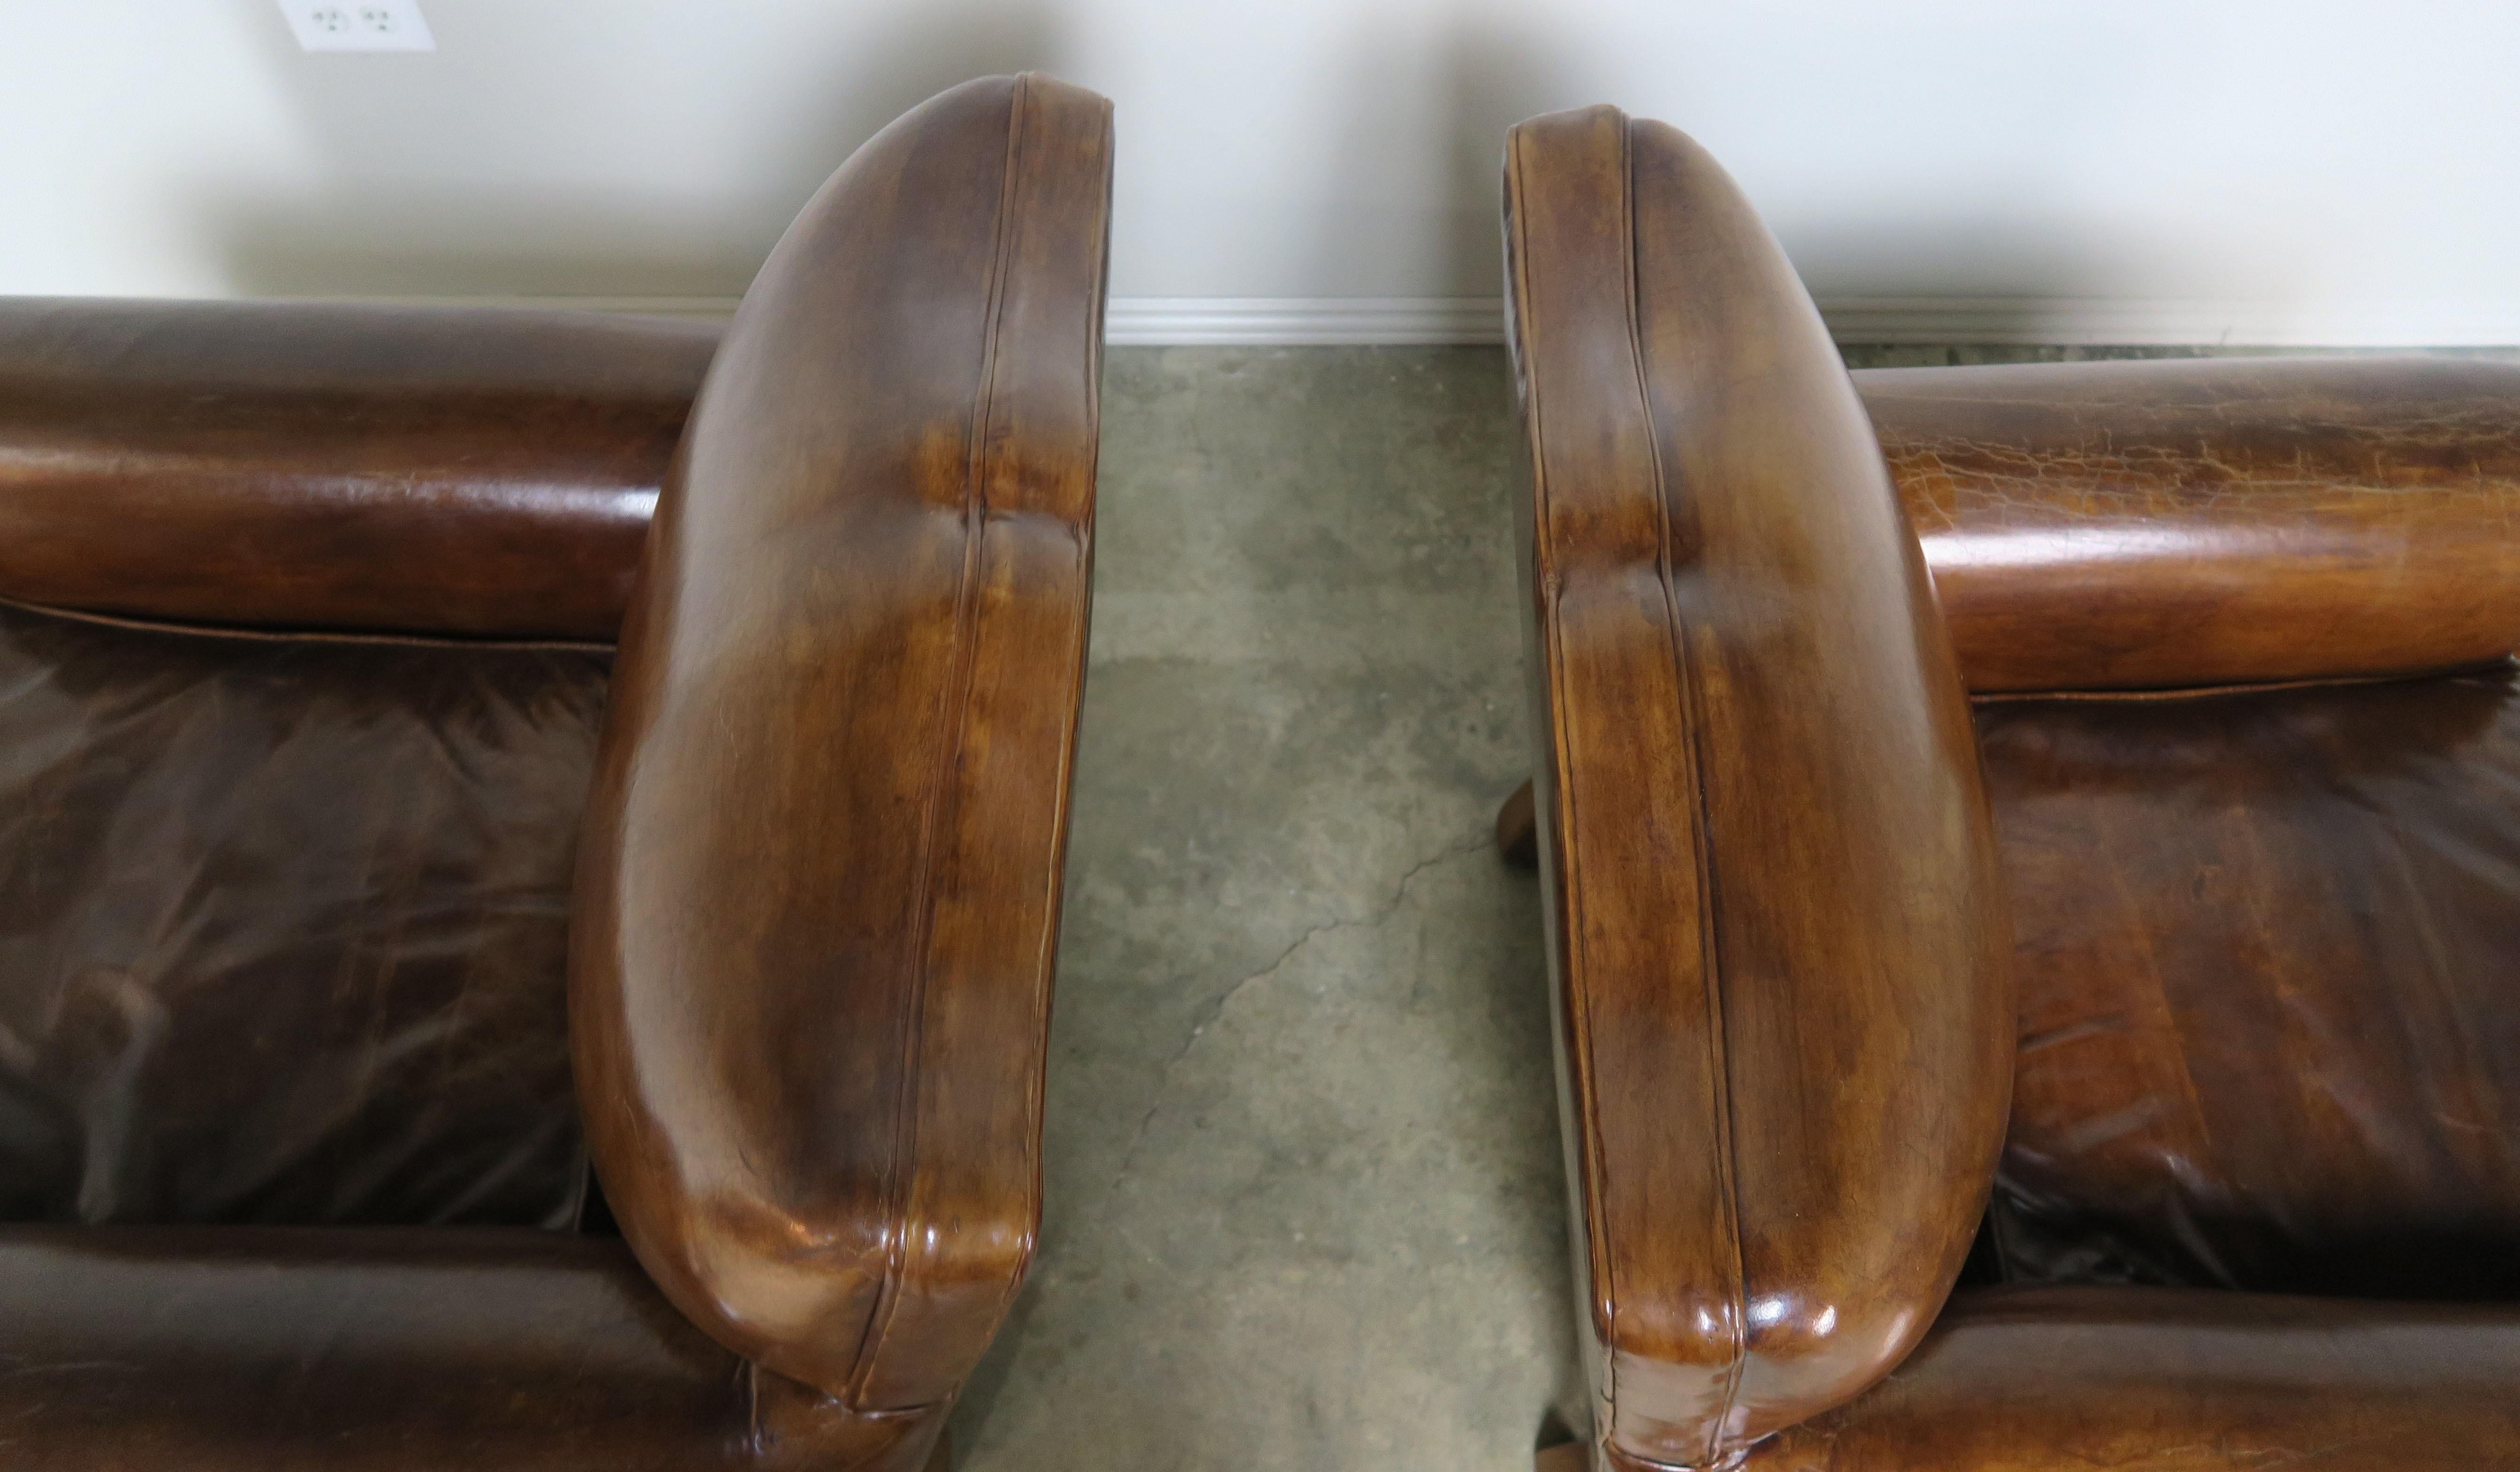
[1858,357,2520,692]
[1505,108,2012,1469]
[570,70,1112,1426]
[0,297,719,639]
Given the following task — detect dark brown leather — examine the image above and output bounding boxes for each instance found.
[1742,1286,2520,1472]
[0,599,605,1229]
[1978,666,2520,1300]
[1510,106,2520,1472]
[0,73,1106,1471]
[573,68,1110,1457]
[0,298,717,639]
[0,1224,938,1471]
[1857,357,2520,693]
[1505,106,2011,1468]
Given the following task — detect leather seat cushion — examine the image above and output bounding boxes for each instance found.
[0,600,605,1226]
[1976,666,2520,1298]
[1745,1285,2520,1471]
[0,1225,759,1470]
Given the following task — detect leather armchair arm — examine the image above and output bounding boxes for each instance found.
[570,69,1111,1439]
[1505,108,2012,1469]
[0,297,718,639]
[1857,357,2520,692]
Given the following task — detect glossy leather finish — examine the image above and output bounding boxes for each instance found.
[1744,1286,2520,1472]
[1858,357,2520,693]
[1979,667,2520,1299]
[0,298,716,639]
[1509,107,2520,1472]
[0,73,1107,1472]
[1505,106,2011,1468]
[0,599,605,1228]
[573,68,1111,1457]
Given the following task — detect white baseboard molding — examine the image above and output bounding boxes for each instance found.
[1109,295,2520,347]
[311,293,2520,347]
[1105,297,1504,346]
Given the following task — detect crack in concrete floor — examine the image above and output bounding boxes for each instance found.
[949,346,1575,1471]
[1109,829,1495,1191]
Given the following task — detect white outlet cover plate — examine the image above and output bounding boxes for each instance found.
[277,0,436,53]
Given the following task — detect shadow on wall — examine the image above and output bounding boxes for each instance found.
[1781,209,2312,344]
[1303,15,1593,304]
[198,0,1063,299]
[1436,18,1595,303]
[1302,5,2303,334]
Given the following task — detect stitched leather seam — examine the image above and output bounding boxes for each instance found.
[1966,656,2518,704]
[0,595,615,652]
[847,74,1033,1408]
[745,1360,947,1457]
[984,92,1114,1330]
[1615,119,1750,1469]
[1508,119,1624,1452]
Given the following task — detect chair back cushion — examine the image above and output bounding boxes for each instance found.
[0,601,602,1226]
[1982,665,2520,1298]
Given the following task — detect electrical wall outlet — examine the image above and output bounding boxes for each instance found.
[276,0,436,53]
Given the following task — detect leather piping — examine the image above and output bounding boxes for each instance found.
[976,90,1112,1337]
[1615,114,1751,1470]
[1518,107,1754,1472]
[1966,656,2519,705]
[845,73,1030,1411]
[0,596,615,653]
[1506,120,1623,1456]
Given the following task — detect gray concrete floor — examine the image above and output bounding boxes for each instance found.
[948,341,2502,1471]
[951,345,1567,1472]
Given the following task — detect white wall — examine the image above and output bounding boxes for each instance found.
[5,0,2516,342]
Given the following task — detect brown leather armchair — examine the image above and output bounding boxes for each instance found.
[1500,106,2520,1471]
[0,73,1110,1471]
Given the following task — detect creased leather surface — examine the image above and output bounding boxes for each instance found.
[1858,357,2520,693]
[0,600,605,1227]
[1978,666,2520,1298]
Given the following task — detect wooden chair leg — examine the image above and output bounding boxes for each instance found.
[1497,778,1538,868]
